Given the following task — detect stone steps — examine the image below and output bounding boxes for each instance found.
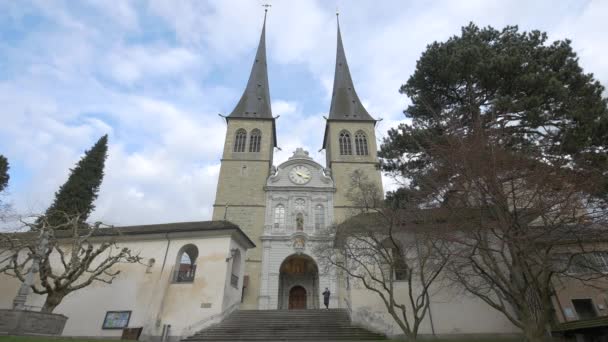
[184,309,386,341]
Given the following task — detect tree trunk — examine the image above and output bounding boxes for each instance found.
[522,322,549,342]
[40,293,64,313]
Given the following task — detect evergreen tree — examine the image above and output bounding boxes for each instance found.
[380,23,608,199]
[0,155,8,193]
[44,135,108,228]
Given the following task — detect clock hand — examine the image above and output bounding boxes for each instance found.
[296,172,310,179]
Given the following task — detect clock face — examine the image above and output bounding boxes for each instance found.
[289,165,312,185]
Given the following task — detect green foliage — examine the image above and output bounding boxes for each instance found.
[43,135,108,228]
[0,154,9,193]
[380,23,608,200]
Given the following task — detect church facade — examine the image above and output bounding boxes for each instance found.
[211,13,383,313]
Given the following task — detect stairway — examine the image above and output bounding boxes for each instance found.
[184,309,387,341]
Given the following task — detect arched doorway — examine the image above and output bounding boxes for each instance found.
[288,286,307,309]
[278,254,319,309]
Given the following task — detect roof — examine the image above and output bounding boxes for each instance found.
[327,17,375,122]
[227,11,273,120]
[553,316,608,332]
[5,220,256,249]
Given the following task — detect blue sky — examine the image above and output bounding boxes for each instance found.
[1,0,606,226]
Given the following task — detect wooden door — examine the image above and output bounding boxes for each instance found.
[288,286,307,309]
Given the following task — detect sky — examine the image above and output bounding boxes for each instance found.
[0,0,606,226]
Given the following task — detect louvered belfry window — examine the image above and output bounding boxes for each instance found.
[355,131,369,155]
[249,129,261,152]
[234,129,247,152]
[339,131,352,155]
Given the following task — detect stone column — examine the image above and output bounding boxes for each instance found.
[258,239,272,309]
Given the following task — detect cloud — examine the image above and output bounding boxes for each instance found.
[106,45,201,85]
[0,0,606,227]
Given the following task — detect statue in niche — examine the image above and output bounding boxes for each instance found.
[296,213,304,231]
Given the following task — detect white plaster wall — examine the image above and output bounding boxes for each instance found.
[221,239,248,311]
[349,279,521,337]
[0,234,241,340]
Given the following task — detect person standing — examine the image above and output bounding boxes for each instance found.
[322,287,330,309]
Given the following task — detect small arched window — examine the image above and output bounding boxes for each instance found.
[339,131,352,155]
[274,205,285,229]
[175,244,198,283]
[382,239,407,281]
[234,129,247,152]
[315,204,325,229]
[249,129,261,152]
[355,131,369,156]
[230,249,241,288]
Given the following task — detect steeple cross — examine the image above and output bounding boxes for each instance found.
[262,3,272,12]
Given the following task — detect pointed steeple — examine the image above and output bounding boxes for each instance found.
[328,16,375,121]
[228,11,272,119]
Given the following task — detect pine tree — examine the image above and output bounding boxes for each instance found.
[44,135,108,228]
[380,23,608,200]
[0,155,9,193]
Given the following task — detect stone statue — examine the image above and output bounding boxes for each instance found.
[296,213,304,231]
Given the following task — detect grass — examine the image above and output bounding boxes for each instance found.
[0,337,116,342]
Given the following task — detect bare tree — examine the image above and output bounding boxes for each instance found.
[315,171,450,340]
[0,214,142,313]
[389,128,608,342]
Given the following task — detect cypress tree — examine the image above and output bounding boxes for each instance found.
[44,135,108,228]
[0,155,9,193]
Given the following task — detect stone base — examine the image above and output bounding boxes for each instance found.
[0,309,68,335]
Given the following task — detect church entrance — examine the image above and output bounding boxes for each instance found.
[288,286,307,309]
[278,254,319,309]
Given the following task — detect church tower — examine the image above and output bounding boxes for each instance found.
[323,16,383,223]
[212,12,276,309]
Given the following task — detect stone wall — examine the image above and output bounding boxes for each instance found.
[0,309,67,335]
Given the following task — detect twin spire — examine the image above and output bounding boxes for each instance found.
[228,11,272,119]
[228,12,374,122]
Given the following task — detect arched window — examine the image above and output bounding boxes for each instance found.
[249,129,261,152]
[230,249,241,288]
[315,204,325,229]
[175,244,198,283]
[382,239,407,281]
[274,205,285,229]
[339,131,352,155]
[233,129,247,152]
[355,131,369,156]
[296,213,304,231]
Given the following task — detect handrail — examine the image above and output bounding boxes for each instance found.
[183,301,240,336]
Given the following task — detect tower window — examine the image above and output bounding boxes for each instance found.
[249,129,261,152]
[339,131,352,155]
[315,204,325,229]
[274,205,285,229]
[355,131,369,156]
[234,129,247,152]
